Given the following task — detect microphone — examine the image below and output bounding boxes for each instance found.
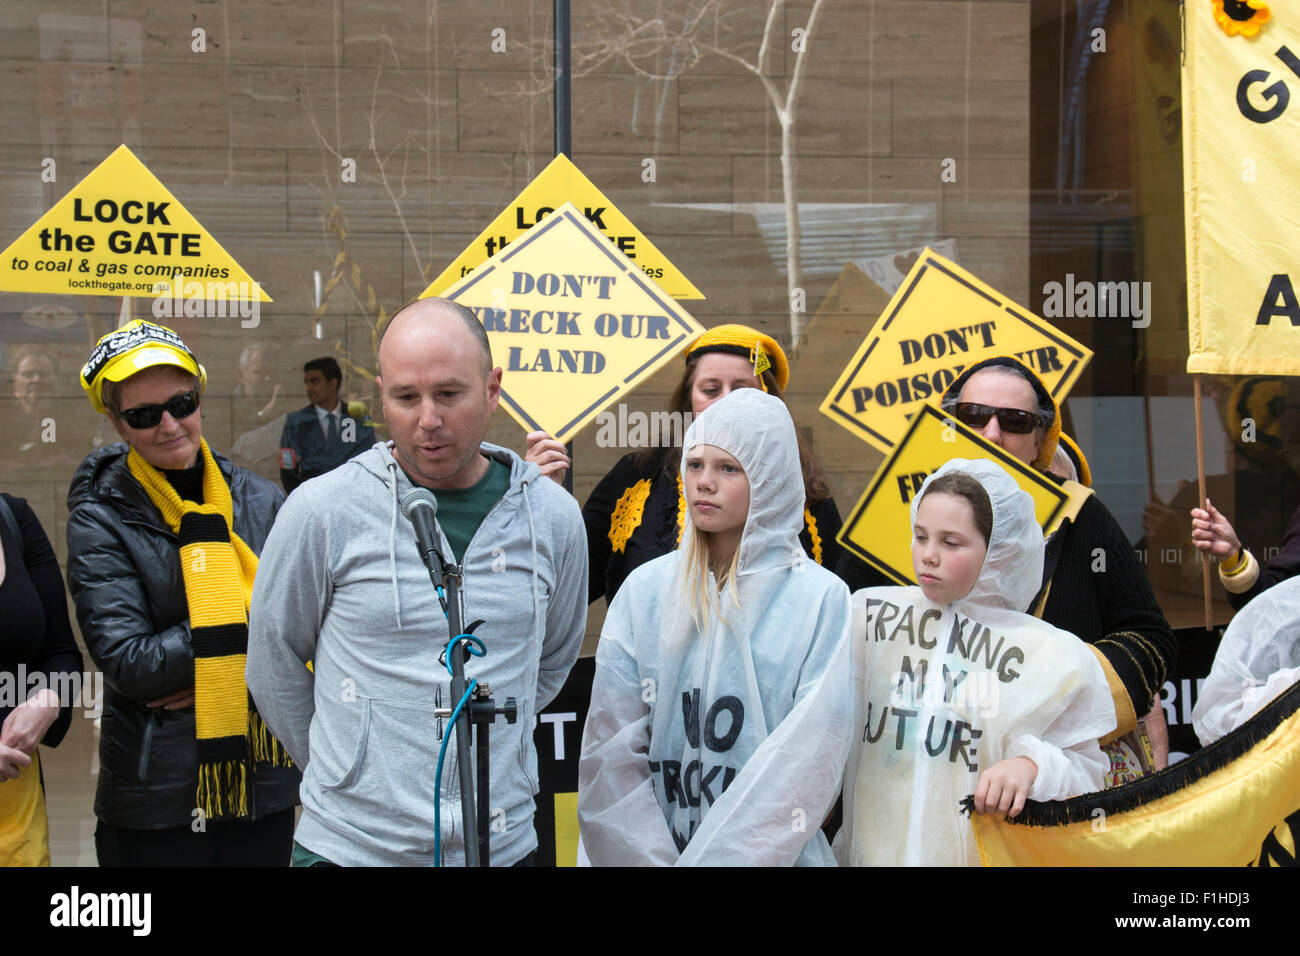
[401,487,446,592]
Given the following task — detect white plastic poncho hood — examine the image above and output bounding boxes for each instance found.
[911,458,1046,615]
[680,385,807,577]
[1193,576,1300,745]
[578,388,854,865]
[836,458,1114,866]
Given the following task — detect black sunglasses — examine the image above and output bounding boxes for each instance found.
[119,390,200,429]
[953,402,1049,435]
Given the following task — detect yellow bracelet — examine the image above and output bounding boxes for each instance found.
[1221,549,1248,576]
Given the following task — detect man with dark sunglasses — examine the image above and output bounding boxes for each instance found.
[837,355,1176,774]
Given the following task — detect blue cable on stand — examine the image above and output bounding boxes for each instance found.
[433,634,487,867]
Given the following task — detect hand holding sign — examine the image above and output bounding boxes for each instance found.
[525,431,571,485]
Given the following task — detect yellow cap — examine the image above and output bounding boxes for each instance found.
[80,320,207,415]
[686,324,789,392]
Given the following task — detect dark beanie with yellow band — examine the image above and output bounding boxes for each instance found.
[686,324,789,393]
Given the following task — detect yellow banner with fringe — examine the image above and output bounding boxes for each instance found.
[971,681,1300,866]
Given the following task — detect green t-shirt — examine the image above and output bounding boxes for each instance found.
[432,457,511,563]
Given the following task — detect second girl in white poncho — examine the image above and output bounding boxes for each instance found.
[837,459,1116,866]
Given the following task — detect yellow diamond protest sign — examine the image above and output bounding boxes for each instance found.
[0,145,270,304]
[422,154,704,301]
[838,403,1086,585]
[437,201,705,445]
[820,248,1090,453]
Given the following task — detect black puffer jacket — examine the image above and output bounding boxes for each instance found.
[66,443,300,829]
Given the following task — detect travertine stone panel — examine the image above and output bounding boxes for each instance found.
[954,237,1029,304]
[109,0,343,66]
[1,59,230,148]
[570,72,680,154]
[808,0,1029,83]
[0,4,111,62]
[891,78,1028,158]
[343,0,550,73]
[457,70,554,154]
[459,71,679,155]
[228,65,458,152]
[942,155,1031,238]
[288,147,522,237]
[678,73,891,156]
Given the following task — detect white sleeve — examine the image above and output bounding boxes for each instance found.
[676,588,855,867]
[577,588,679,866]
[1007,641,1115,803]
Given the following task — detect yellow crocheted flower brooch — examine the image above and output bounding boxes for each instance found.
[1213,0,1270,38]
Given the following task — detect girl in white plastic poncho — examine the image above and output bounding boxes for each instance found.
[836,459,1116,866]
[578,388,854,865]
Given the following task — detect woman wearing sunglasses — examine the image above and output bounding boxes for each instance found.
[838,355,1176,777]
[65,320,299,866]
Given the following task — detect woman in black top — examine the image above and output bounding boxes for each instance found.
[0,492,83,866]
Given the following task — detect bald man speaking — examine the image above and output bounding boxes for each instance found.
[247,298,588,867]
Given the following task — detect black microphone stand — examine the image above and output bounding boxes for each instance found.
[427,553,518,868]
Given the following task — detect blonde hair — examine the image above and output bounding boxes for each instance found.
[679,523,744,632]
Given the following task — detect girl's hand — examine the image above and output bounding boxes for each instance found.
[974,756,1038,818]
[1190,498,1242,558]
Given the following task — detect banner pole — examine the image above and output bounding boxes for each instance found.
[554,0,575,494]
[1193,373,1211,628]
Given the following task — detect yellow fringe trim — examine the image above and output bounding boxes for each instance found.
[250,710,295,768]
[197,760,249,820]
[608,479,652,554]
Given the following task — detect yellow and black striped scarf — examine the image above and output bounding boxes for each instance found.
[128,439,292,820]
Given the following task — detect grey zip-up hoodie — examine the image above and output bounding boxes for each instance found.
[247,440,588,866]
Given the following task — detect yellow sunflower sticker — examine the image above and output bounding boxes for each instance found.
[1213,0,1270,38]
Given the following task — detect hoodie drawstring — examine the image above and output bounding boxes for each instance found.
[387,455,403,627]
[522,482,542,647]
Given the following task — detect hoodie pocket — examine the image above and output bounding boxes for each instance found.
[320,696,449,853]
[317,698,371,791]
